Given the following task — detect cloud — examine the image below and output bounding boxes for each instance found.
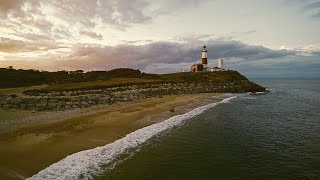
[0,0,153,49]
[304,1,320,10]
[80,31,103,40]
[2,37,319,79]
[232,55,320,79]
[0,37,67,53]
[0,0,213,54]
[285,0,320,18]
[0,0,218,55]
[150,0,211,16]
[44,0,152,29]
[174,30,257,44]
[303,1,320,18]
[0,38,27,52]
[0,0,152,33]
[106,0,151,25]
[0,0,23,12]
[1,39,297,71]
[0,0,222,72]
[311,11,320,17]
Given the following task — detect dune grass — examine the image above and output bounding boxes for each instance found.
[47,78,160,91]
[0,85,48,96]
[1,70,252,96]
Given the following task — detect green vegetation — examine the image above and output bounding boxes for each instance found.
[160,71,248,83]
[0,67,265,95]
[0,68,157,88]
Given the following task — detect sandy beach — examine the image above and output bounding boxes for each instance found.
[0,93,218,179]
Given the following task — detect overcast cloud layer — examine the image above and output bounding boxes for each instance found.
[0,0,319,78]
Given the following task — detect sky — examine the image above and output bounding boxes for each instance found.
[0,0,320,78]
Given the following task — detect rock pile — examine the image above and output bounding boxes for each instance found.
[0,81,263,112]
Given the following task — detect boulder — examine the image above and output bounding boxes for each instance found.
[62,91,72,96]
[0,101,6,106]
[100,97,110,104]
[36,105,47,111]
[88,101,94,105]
[19,104,27,109]
[11,98,22,105]
[73,101,80,106]
[26,104,35,110]
[3,104,13,110]
[64,105,71,110]
[58,100,66,106]
[71,91,78,96]
[73,97,81,102]
[49,98,59,103]
[39,98,48,104]
[4,97,13,102]
[81,101,90,108]
[47,103,58,110]
[63,96,73,102]
[51,91,61,97]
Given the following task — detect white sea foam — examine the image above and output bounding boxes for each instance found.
[241,97,257,100]
[28,96,236,180]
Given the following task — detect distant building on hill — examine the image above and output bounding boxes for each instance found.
[191,64,204,72]
[210,67,221,72]
[190,46,226,72]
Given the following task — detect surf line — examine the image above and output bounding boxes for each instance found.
[28,96,237,180]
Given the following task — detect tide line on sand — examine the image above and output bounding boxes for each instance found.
[28,96,237,180]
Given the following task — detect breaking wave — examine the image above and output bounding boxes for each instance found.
[28,96,236,180]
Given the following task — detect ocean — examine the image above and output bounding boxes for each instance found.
[30,80,320,179]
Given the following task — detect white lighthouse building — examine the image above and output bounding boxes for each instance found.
[202,46,208,69]
[191,45,209,72]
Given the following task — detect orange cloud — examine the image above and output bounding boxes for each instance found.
[0,37,67,53]
[1,40,297,72]
[0,0,23,12]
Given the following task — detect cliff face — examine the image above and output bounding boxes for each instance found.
[0,70,265,112]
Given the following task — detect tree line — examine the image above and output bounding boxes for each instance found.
[0,67,158,88]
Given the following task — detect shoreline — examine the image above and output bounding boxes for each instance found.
[0,93,220,179]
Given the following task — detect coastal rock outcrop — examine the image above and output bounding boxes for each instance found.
[0,81,265,112]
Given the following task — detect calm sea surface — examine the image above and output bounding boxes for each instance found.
[99,80,320,180]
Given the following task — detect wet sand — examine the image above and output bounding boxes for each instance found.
[0,93,218,179]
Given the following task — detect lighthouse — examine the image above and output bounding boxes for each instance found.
[191,45,228,72]
[218,58,224,69]
[190,45,210,72]
[202,46,208,69]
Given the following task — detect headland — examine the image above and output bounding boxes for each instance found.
[0,68,266,179]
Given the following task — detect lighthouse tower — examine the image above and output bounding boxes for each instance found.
[218,58,224,69]
[202,46,208,69]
